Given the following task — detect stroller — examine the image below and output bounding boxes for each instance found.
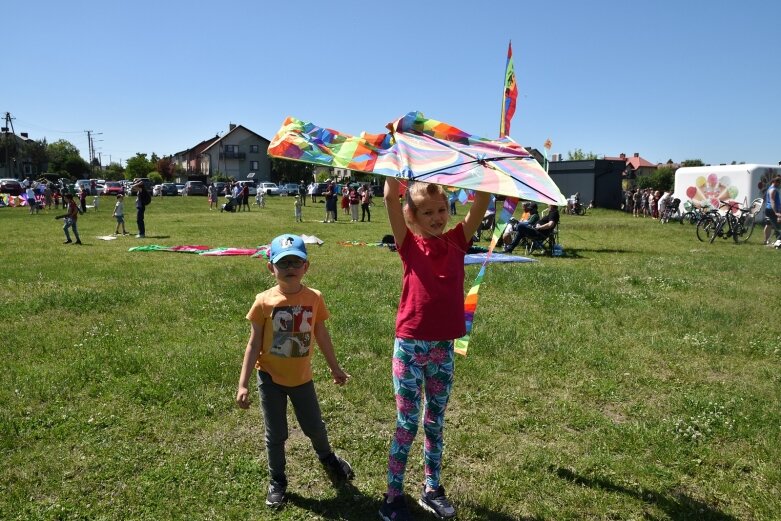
[220,195,237,213]
[660,197,681,223]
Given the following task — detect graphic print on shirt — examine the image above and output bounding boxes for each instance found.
[270,305,313,358]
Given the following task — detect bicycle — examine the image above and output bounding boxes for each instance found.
[681,202,711,225]
[565,200,586,216]
[697,200,757,244]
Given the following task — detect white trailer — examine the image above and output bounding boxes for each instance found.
[673,164,780,217]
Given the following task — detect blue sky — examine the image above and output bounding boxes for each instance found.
[4,0,779,167]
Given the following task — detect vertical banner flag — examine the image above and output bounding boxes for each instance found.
[457,41,520,356]
[499,41,518,139]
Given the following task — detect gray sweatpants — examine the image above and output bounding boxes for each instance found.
[257,370,332,486]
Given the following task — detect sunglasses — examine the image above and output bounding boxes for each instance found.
[274,257,305,269]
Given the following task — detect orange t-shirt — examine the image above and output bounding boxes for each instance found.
[246,285,329,387]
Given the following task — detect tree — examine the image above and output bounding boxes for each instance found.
[47,139,83,175]
[104,162,125,180]
[567,148,599,160]
[270,157,313,184]
[681,159,704,167]
[155,156,175,181]
[125,153,153,180]
[637,166,675,191]
[22,138,48,174]
[63,156,90,178]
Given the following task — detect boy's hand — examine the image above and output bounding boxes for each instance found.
[236,386,251,409]
[330,367,350,386]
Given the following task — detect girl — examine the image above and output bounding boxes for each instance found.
[348,186,360,222]
[379,178,490,521]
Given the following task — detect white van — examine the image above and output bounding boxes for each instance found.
[236,180,257,196]
[673,164,780,219]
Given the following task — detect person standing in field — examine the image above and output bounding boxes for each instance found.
[236,234,353,509]
[133,181,150,238]
[379,178,490,521]
[764,177,781,245]
[294,194,303,222]
[360,184,372,222]
[348,185,360,222]
[113,194,128,235]
[61,193,82,245]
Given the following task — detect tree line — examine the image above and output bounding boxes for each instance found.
[16,137,178,182]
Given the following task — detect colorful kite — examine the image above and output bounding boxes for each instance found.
[268,111,566,206]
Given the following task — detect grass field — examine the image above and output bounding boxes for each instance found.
[2,195,779,520]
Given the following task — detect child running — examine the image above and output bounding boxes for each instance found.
[61,193,82,245]
[379,178,490,520]
[236,234,354,509]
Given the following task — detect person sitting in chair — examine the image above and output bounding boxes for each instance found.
[503,205,559,253]
[501,202,539,246]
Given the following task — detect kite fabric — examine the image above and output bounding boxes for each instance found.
[499,41,518,139]
[268,111,566,206]
[463,252,534,265]
[128,244,271,258]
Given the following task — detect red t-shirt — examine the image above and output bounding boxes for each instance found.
[395,223,469,341]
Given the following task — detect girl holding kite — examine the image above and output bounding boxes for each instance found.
[380,177,490,521]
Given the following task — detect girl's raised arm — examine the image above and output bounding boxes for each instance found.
[384,178,408,249]
[461,191,492,242]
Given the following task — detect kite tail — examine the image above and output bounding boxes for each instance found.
[456,197,519,356]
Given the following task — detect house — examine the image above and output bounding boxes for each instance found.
[174,124,272,182]
[0,130,36,178]
[604,152,657,185]
[172,137,214,179]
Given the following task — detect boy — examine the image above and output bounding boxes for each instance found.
[62,193,82,244]
[113,194,128,235]
[294,194,303,222]
[236,234,353,508]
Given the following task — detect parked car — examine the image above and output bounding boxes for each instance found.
[102,181,125,196]
[280,183,300,196]
[176,183,185,195]
[259,182,280,196]
[0,178,23,196]
[75,179,96,195]
[311,182,330,196]
[236,180,257,196]
[213,182,227,195]
[183,180,208,196]
[160,183,178,196]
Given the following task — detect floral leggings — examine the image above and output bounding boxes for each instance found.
[387,337,455,497]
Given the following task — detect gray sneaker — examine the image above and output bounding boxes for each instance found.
[419,485,456,519]
[265,482,286,508]
[320,452,354,482]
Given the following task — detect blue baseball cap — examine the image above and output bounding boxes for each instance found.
[269,234,308,264]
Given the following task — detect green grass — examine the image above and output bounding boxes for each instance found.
[2,196,779,520]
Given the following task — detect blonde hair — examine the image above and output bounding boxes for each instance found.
[403,182,448,232]
[404,182,447,213]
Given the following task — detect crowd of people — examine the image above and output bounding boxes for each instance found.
[315,180,374,223]
[622,188,676,219]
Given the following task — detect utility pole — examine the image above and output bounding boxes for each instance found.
[85,130,103,177]
[2,112,18,178]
